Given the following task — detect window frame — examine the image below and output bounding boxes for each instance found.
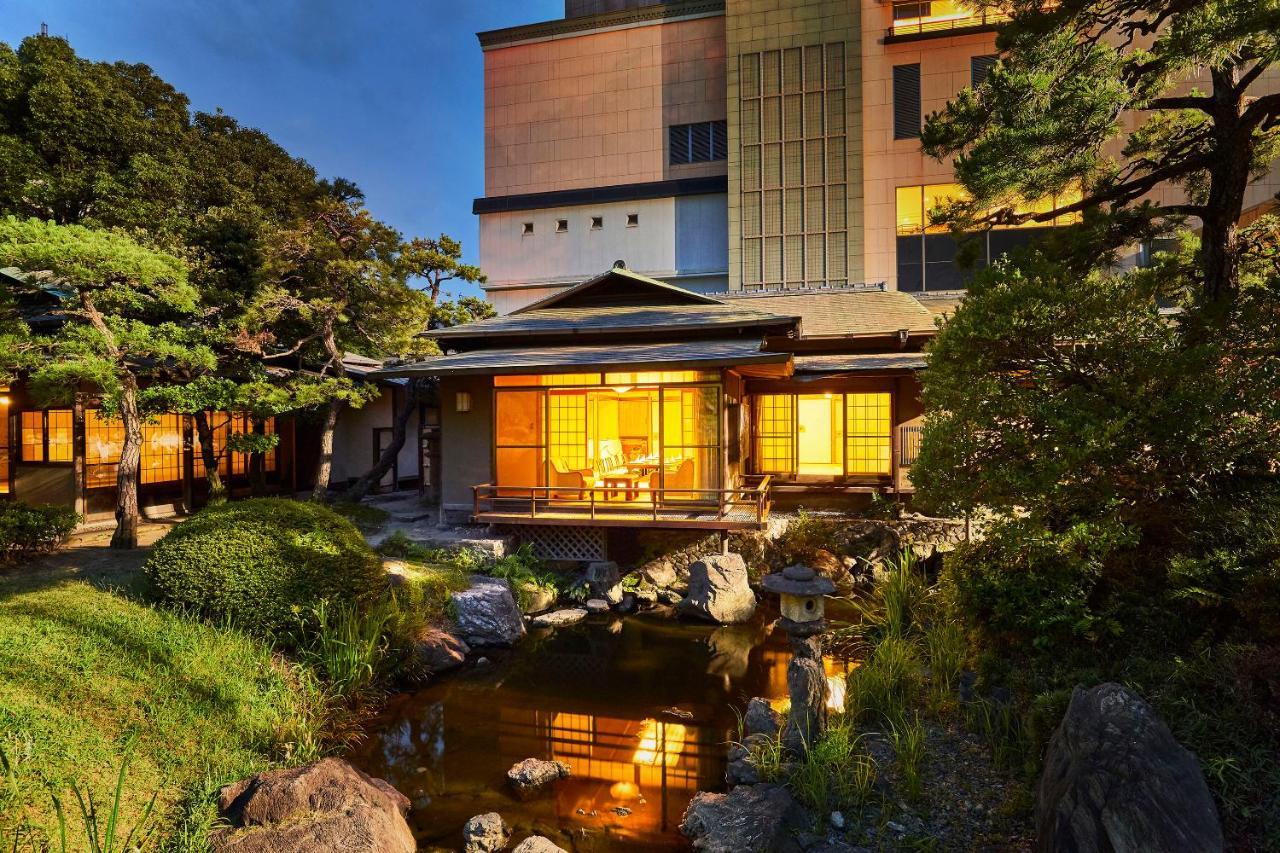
[19,409,75,466]
[752,392,895,481]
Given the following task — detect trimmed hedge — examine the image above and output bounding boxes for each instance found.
[144,498,384,635]
[0,501,79,565]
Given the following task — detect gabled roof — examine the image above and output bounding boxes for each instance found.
[720,288,938,338]
[512,266,725,313]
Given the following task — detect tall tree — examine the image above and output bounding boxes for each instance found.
[250,197,434,501]
[0,217,211,548]
[921,0,1280,310]
[341,263,488,504]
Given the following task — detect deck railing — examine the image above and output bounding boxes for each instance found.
[889,1,1010,38]
[472,475,773,528]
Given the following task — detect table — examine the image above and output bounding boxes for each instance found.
[601,472,644,501]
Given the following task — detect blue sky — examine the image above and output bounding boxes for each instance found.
[1,0,563,299]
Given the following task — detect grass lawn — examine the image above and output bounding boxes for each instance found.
[0,528,324,850]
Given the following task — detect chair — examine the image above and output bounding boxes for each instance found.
[651,457,696,502]
[550,458,594,500]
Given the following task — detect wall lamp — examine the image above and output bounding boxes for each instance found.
[455,391,472,413]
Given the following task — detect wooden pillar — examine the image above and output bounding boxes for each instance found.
[72,396,86,519]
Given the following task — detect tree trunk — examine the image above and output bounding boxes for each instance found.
[310,399,342,502]
[192,410,226,506]
[111,377,143,549]
[342,380,422,504]
[249,417,267,496]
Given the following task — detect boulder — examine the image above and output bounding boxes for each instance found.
[209,758,413,853]
[680,783,802,853]
[583,560,623,604]
[462,812,510,853]
[641,561,678,588]
[725,733,773,787]
[512,838,568,853]
[517,583,556,615]
[507,758,571,801]
[1035,682,1223,853]
[584,598,610,615]
[451,577,526,647]
[742,697,781,738]
[633,585,659,607]
[677,553,756,624]
[410,627,469,675]
[529,608,588,629]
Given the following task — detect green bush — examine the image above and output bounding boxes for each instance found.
[942,519,1128,653]
[144,499,384,635]
[0,502,79,565]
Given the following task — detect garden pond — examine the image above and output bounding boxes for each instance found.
[350,599,859,851]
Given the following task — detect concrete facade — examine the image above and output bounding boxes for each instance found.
[474,2,1280,311]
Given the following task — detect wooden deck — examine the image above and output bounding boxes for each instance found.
[471,477,772,530]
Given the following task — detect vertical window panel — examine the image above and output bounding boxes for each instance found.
[893,64,922,140]
[741,99,760,146]
[783,142,804,187]
[762,50,781,95]
[743,192,762,236]
[743,238,763,284]
[845,394,892,476]
[763,237,783,282]
[826,90,845,135]
[826,136,846,183]
[756,395,794,474]
[828,233,848,279]
[741,53,760,98]
[86,410,124,488]
[783,94,803,140]
[828,189,847,230]
[21,412,45,462]
[804,92,824,137]
[785,235,805,282]
[763,189,783,234]
[141,414,182,484]
[825,43,844,87]
[762,143,782,188]
[806,234,826,279]
[762,97,781,142]
[46,410,73,463]
[782,48,802,93]
[804,45,824,92]
[742,145,761,191]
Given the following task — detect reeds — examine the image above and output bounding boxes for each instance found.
[888,712,928,801]
[788,722,877,814]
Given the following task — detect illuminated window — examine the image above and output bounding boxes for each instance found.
[20,410,73,463]
[896,183,1083,291]
[757,395,794,473]
[845,394,892,476]
[0,391,8,493]
[548,392,587,470]
[212,413,278,477]
[85,410,125,489]
[754,393,893,478]
[890,1,1009,37]
[141,414,183,485]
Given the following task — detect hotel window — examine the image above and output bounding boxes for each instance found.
[669,120,728,165]
[893,64,921,140]
[896,183,1083,291]
[753,393,893,478]
[740,43,847,289]
[890,1,1009,37]
[971,54,998,87]
[20,410,73,463]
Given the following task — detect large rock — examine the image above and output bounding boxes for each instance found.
[507,758,571,800]
[681,783,802,852]
[512,838,568,853]
[463,812,509,853]
[209,758,414,853]
[410,627,469,675]
[451,577,526,646]
[743,697,781,738]
[677,553,756,624]
[1036,682,1224,853]
[529,608,588,629]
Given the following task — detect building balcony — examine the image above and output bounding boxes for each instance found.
[887,1,1009,42]
[471,475,773,530]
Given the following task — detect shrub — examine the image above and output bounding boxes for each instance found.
[776,509,841,563]
[144,499,384,635]
[0,502,79,565]
[941,519,1127,653]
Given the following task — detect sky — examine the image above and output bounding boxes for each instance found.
[0,0,564,299]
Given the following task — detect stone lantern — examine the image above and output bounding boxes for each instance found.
[762,564,836,754]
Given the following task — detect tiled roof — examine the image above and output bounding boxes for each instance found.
[373,338,789,377]
[427,303,795,341]
[720,289,938,337]
[914,291,966,320]
[793,352,928,373]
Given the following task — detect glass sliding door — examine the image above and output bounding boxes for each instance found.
[492,373,722,505]
[495,389,545,495]
[754,391,893,480]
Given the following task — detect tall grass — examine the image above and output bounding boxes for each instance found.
[788,722,877,815]
[965,695,1033,774]
[852,551,930,642]
[845,636,923,726]
[293,599,395,704]
[888,712,928,801]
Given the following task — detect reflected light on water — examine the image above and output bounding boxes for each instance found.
[632,718,687,767]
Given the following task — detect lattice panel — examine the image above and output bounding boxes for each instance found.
[516,526,607,562]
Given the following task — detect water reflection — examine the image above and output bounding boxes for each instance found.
[349,604,858,851]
